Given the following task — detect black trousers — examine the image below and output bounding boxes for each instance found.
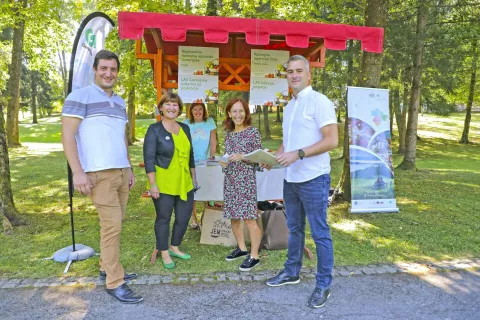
[152,190,194,251]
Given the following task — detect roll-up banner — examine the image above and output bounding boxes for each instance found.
[66,12,114,253]
[347,87,399,214]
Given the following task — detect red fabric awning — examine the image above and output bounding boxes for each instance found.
[118,12,384,54]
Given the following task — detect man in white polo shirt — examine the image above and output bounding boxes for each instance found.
[61,50,142,304]
[266,55,338,308]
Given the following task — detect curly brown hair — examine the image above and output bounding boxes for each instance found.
[188,102,208,123]
[223,98,251,131]
[158,92,184,117]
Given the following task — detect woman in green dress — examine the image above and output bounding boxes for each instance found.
[143,93,198,268]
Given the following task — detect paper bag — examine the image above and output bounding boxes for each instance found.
[200,206,263,246]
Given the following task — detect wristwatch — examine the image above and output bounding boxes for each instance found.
[298,149,305,160]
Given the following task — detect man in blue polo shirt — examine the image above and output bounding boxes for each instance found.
[61,50,142,304]
[266,55,338,308]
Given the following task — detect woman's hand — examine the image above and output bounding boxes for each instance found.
[218,159,228,168]
[228,153,244,162]
[150,182,160,199]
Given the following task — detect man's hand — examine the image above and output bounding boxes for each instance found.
[128,169,135,190]
[73,171,92,195]
[259,163,272,170]
[276,151,300,167]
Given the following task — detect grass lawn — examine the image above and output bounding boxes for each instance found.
[1,112,479,278]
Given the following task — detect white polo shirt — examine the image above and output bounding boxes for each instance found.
[62,83,130,173]
[282,86,337,183]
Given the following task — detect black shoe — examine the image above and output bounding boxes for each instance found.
[225,247,248,261]
[307,287,331,308]
[106,283,143,304]
[239,255,260,271]
[266,270,300,287]
[99,271,138,281]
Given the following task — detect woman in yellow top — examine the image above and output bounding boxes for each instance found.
[143,93,197,269]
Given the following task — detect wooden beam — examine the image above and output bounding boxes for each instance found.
[135,39,142,54]
[220,57,250,65]
[221,63,249,85]
[150,28,164,51]
[155,49,163,103]
[309,61,325,68]
[220,84,250,92]
[302,40,324,58]
[136,53,155,60]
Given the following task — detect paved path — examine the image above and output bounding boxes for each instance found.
[1,269,479,320]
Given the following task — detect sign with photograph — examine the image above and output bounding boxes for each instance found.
[249,49,289,108]
[178,46,219,103]
[347,87,399,214]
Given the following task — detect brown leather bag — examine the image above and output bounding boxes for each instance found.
[260,209,289,250]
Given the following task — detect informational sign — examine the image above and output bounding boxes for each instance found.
[347,87,399,214]
[249,49,289,108]
[178,46,219,104]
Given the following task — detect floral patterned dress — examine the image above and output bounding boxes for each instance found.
[223,126,262,220]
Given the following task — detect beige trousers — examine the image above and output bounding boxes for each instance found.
[87,168,129,289]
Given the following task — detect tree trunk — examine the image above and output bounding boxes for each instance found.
[263,105,271,139]
[206,0,217,16]
[31,71,38,124]
[58,48,68,98]
[0,103,24,233]
[337,42,356,160]
[389,91,394,136]
[6,4,25,147]
[396,69,410,153]
[460,39,478,144]
[398,1,428,170]
[126,64,136,145]
[276,105,282,122]
[338,0,388,202]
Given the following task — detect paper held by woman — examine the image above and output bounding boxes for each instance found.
[243,149,281,167]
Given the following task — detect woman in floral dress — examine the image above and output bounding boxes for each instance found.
[219,98,263,271]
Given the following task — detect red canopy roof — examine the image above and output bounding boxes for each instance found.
[118,12,384,56]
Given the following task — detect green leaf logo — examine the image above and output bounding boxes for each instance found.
[85,29,96,48]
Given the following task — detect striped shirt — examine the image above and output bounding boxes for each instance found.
[62,83,130,172]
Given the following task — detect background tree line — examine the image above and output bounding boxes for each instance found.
[1,0,478,230]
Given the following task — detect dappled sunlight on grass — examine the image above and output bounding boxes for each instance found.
[2,112,479,277]
[332,219,377,233]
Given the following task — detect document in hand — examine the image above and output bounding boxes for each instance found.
[243,149,279,166]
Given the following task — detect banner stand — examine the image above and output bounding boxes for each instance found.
[347,87,399,214]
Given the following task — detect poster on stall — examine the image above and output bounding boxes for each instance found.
[178,46,219,104]
[250,49,289,108]
[347,87,399,214]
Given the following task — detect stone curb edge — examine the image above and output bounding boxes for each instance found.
[1,258,478,290]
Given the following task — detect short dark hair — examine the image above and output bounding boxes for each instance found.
[188,102,208,123]
[158,92,184,117]
[223,98,251,131]
[93,50,120,71]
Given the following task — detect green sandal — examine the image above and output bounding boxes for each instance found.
[162,260,175,269]
[168,249,192,260]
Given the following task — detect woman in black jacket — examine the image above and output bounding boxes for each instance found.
[143,93,197,268]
